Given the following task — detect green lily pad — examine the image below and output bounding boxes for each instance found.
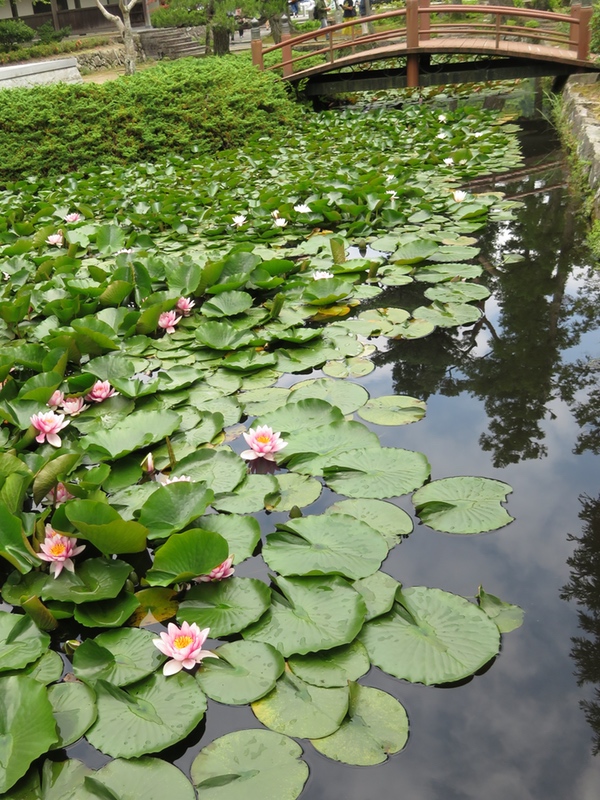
[65,500,148,554]
[359,586,500,684]
[81,409,181,460]
[324,446,430,499]
[252,667,349,738]
[197,513,261,563]
[325,498,413,549]
[412,476,514,533]
[264,514,388,580]
[288,640,370,688]
[202,291,254,318]
[191,729,308,800]
[256,398,344,435]
[0,675,58,793]
[212,474,278,514]
[238,387,291,416]
[357,395,426,426]
[1,570,48,607]
[243,575,366,657]
[196,640,285,704]
[424,282,490,303]
[310,683,409,765]
[137,482,214,541]
[265,473,322,512]
[73,628,164,686]
[73,591,140,628]
[177,577,271,636]
[0,612,50,673]
[284,421,380,475]
[353,570,400,621]
[412,301,481,328]
[41,558,131,604]
[477,586,524,633]
[86,757,196,800]
[48,681,97,748]
[1,649,63,685]
[85,672,207,758]
[146,529,229,586]
[391,237,439,264]
[173,449,247,495]
[289,378,369,415]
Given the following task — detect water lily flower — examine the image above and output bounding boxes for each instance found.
[474,131,484,138]
[232,214,247,227]
[141,452,155,474]
[46,232,63,247]
[196,555,235,583]
[274,217,288,228]
[271,209,280,219]
[436,132,447,140]
[453,190,467,203]
[61,396,88,416]
[30,411,70,447]
[153,621,217,676]
[156,473,192,485]
[158,310,181,334]
[443,157,454,166]
[313,270,333,280]
[386,189,398,200]
[438,113,447,122]
[38,525,85,578]
[176,297,195,316]
[47,390,64,409]
[294,203,311,214]
[64,212,83,223]
[241,425,287,461]
[46,482,74,506]
[85,380,118,403]
[115,247,134,255]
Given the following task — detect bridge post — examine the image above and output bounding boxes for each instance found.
[251,19,264,70]
[281,15,293,78]
[420,0,430,41]
[406,0,420,87]
[578,3,592,60]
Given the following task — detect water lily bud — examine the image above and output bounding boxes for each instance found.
[64,639,81,656]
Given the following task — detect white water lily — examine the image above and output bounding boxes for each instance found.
[294,203,311,213]
[443,157,454,166]
[453,190,467,203]
[438,114,447,122]
[386,189,398,200]
[232,214,247,227]
[436,132,447,140]
[313,270,333,280]
[274,217,288,228]
[271,209,280,219]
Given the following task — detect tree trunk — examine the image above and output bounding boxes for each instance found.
[213,25,230,55]
[269,14,282,43]
[121,4,137,75]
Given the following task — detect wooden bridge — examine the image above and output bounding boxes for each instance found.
[250,2,600,94]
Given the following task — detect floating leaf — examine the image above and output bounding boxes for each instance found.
[146,529,229,586]
[477,586,524,633]
[131,587,179,627]
[243,575,366,657]
[81,410,181,460]
[265,473,322,512]
[1,650,63,685]
[288,640,370,688]
[73,591,140,628]
[196,640,285,704]
[283,421,379,475]
[212,474,278,514]
[0,612,50,673]
[48,681,97,748]
[65,500,148,554]
[177,577,271,637]
[191,729,308,800]
[173,449,246,495]
[289,378,369,415]
[310,683,409,765]
[41,558,131,604]
[353,571,399,621]
[137,482,214,540]
[325,498,413,549]
[73,628,164,686]
[357,395,426,426]
[197,513,261,563]
[359,586,500,684]
[255,398,343,435]
[324,447,430,499]
[86,672,207,758]
[252,667,349,738]
[412,477,514,533]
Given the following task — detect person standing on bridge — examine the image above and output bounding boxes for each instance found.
[314,0,329,29]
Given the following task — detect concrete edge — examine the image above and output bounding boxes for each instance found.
[0,58,79,80]
[563,74,600,216]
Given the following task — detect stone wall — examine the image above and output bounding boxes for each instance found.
[76,41,145,72]
[563,74,600,216]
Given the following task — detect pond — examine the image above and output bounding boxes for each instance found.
[0,80,599,799]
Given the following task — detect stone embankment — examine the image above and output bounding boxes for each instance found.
[563,74,600,215]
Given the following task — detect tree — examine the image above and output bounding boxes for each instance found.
[94,0,141,75]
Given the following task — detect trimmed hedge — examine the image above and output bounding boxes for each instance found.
[0,57,301,184]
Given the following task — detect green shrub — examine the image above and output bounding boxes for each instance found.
[0,35,111,65]
[524,19,540,28]
[151,6,206,27]
[591,2,600,52]
[292,19,320,32]
[0,19,35,51]
[0,57,302,184]
[36,22,72,43]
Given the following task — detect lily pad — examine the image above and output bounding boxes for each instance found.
[48,681,97,748]
[324,446,431,499]
[146,529,229,586]
[288,640,370,688]
[137,482,214,541]
[310,683,409,765]
[359,586,500,684]
[0,612,50,673]
[197,513,261,563]
[73,591,140,628]
[263,514,388,580]
[191,729,308,800]
[477,586,524,633]
[284,421,380,476]
[196,640,285,704]
[357,395,426,426]
[325,498,413,549]
[73,628,164,686]
[41,558,131,604]
[173,449,247,495]
[1,649,63,685]
[289,378,369,415]
[252,667,349,738]
[265,473,322,512]
[412,476,514,533]
[243,575,366,657]
[86,757,196,800]
[353,571,400,621]
[177,577,271,637]
[85,672,207,758]
[212,474,278,514]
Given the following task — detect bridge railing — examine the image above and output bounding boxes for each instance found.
[251,2,593,81]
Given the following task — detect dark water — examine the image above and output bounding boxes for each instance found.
[68,121,600,799]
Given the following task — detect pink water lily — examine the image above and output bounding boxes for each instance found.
[158,310,181,334]
[46,482,74,505]
[46,232,63,247]
[241,425,287,461]
[31,411,69,447]
[61,396,88,416]
[196,555,235,583]
[64,212,83,223]
[153,622,217,676]
[176,297,195,316]
[47,390,64,409]
[85,380,118,403]
[38,525,85,578]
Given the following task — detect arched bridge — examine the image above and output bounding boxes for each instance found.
[250,1,600,94]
